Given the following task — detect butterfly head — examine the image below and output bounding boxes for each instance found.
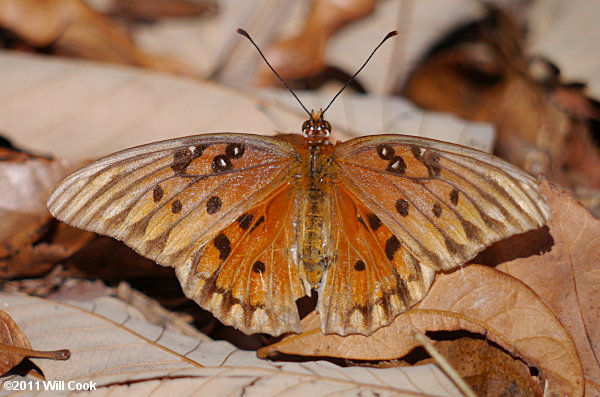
[302,109,331,142]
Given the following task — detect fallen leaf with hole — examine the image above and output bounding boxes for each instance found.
[417,338,543,396]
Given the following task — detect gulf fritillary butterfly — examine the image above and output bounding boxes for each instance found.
[47,30,549,337]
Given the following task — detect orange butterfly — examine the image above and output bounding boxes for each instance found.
[47,31,549,337]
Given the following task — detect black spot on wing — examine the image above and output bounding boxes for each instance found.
[385,235,401,261]
[171,145,207,175]
[376,144,395,160]
[395,199,409,217]
[206,196,222,214]
[225,143,245,159]
[252,261,265,273]
[212,155,232,173]
[386,156,406,174]
[366,213,382,231]
[213,233,231,261]
[450,189,459,205]
[420,150,441,177]
[237,213,254,230]
[152,185,164,203]
[432,203,442,217]
[171,200,182,214]
[354,260,366,271]
[250,215,265,232]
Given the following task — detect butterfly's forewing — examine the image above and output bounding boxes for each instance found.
[318,184,436,335]
[48,133,307,335]
[334,135,550,272]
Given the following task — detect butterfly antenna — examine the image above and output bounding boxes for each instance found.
[323,31,398,114]
[237,28,311,118]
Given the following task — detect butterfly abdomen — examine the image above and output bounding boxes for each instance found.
[298,144,334,289]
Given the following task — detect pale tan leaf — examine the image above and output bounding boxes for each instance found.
[0,51,494,161]
[0,51,317,159]
[1,294,462,395]
[260,265,583,397]
[124,0,488,94]
[528,0,600,98]
[0,150,78,214]
[498,182,600,395]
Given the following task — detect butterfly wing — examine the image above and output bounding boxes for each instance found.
[317,134,549,335]
[177,181,307,335]
[334,134,550,272]
[318,184,436,335]
[48,133,307,335]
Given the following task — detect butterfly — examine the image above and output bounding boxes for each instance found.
[46,108,549,336]
[46,30,549,337]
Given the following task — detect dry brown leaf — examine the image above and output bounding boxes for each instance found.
[0,51,494,161]
[121,0,487,91]
[259,265,583,397]
[255,0,376,86]
[0,0,195,76]
[0,211,48,261]
[418,338,543,396]
[106,0,217,22]
[0,148,91,278]
[0,309,69,375]
[0,309,32,374]
[497,182,600,396]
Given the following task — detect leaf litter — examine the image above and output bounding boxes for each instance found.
[0,2,598,395]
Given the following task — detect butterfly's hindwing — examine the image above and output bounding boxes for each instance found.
[176,182,307,336]
[318,184,436,336]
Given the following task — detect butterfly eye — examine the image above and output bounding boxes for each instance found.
[302,121,311,134]
[323,121,332,134]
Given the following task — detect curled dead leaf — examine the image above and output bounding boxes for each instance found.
[259,265,583,397]
[255,0,376,86]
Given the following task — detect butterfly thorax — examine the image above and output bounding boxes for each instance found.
[297,114,334,290]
